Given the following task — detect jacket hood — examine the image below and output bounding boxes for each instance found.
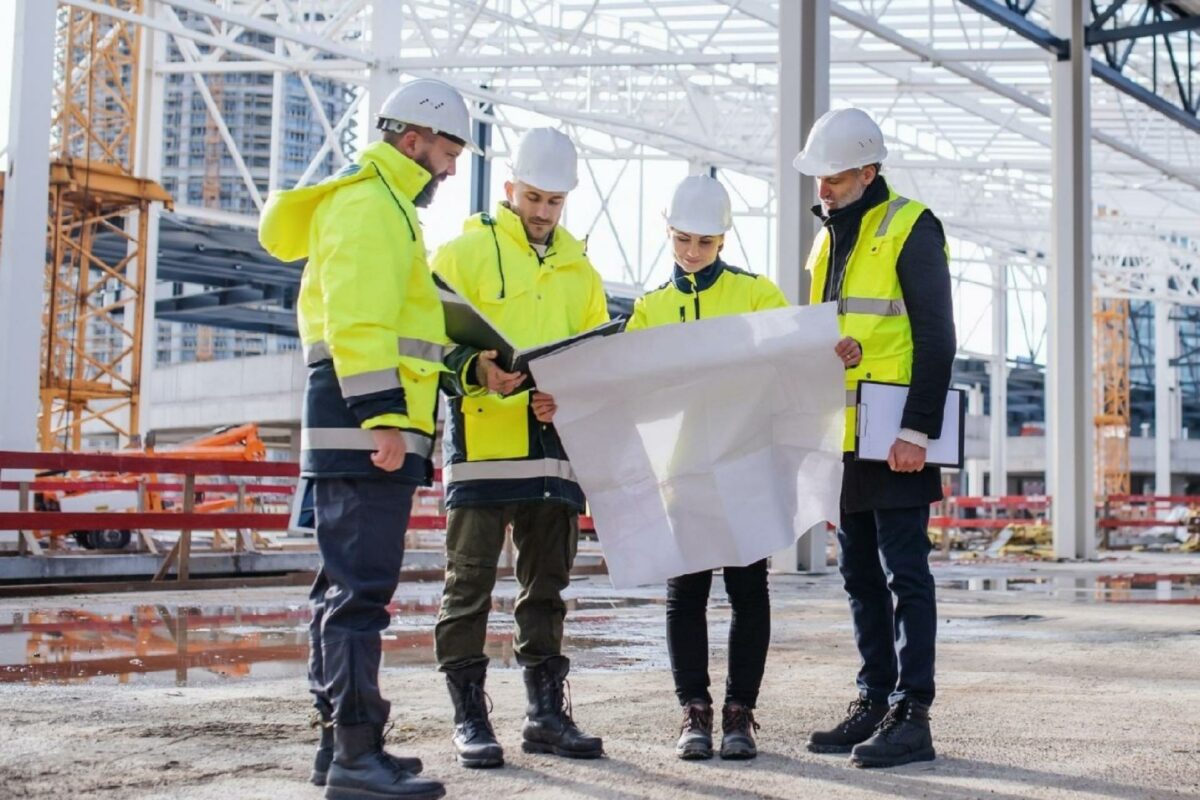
[461,202,588,265]
[258,141,432,262]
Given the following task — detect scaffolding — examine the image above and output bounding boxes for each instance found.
[34,1,170,449]
[1095,298,1132,497]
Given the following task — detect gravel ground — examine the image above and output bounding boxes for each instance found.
[1,554,1198,799]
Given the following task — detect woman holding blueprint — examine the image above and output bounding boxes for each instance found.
[625,175,788,762]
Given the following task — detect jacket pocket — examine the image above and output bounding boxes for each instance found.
[397,356,441,434]
[462,393,530,461]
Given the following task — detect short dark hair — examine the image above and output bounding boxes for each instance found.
[383,124,435,149]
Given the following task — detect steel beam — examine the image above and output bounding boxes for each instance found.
[368,0,404,146]
[1154,301,1178,494]
[1048,0,1095,559]
[0,0,57,453]
[775,0,829,574]
[471,98,493,215]
[990,263,1009,496]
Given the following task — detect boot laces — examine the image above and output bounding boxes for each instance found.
[723,704,760,735]
[462,683,497,738]
[680,703,712,735]
[560,678,576,723]
[838,698,875,732]
[876,701,923,739]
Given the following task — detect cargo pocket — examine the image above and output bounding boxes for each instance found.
[463,393,530,461]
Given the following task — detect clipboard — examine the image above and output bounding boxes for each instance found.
[433,273,624,394]
[854,381,966,468]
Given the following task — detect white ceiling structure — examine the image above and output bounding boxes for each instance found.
[72,0,1200,310]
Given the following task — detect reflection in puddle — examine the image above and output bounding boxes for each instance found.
[939,573,1200,604]
[0,595,667,687]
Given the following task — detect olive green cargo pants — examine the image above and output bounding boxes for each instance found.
[434,502,579,671]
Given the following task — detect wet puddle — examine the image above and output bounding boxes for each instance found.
[0,595,669,686]
[939,573,1200,604]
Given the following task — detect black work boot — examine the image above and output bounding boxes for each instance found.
[445,664,504,768]
[521,656,604,759]
[849,698,936,768]
[675,700,713,760]
[807,697,889,754]
[311,712,423,787]
[325,723,443,800]
[719,702,759,760]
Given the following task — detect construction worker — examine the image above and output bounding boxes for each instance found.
[794,108,956,768]
[625,174,788,762]
[259,78,478,800]
[432,127,608,768]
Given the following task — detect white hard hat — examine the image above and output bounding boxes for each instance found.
[510,128,579,193]
[377,78,481,155]
[664,175,733,236]
[792,108,888,176]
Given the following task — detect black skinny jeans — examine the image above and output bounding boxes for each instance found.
[665,558,770,708]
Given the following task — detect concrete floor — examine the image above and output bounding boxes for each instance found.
[0,553,1198,799]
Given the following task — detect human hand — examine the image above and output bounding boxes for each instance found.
[370,428,407,472]
[531,391,557,423]
[887,438,926,473]
[835,337,862,368]
[475,350,526,395]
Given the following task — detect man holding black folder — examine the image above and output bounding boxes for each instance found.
[432,127,609,768]
[792,109,956,768]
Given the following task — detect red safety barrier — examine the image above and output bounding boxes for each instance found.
[0,512,291,531]
[0,450,299,477]
[0,481,295,495]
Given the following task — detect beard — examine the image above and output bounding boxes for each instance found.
[411,153,446,208]
[413,174,445,208]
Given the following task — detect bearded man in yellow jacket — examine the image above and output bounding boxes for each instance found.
[259,78,476,800]
[432,128,608,768]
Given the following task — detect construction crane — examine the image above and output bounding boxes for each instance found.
[0,1,171,451]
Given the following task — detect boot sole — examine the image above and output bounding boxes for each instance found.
[324,785,446,800]
[719,750,757,761]
[457,755,504,769]
[521,741,604,759]
[676,747,713,761]
[850,746,936,769]
[806,742,855,754]
[311,769,328,786]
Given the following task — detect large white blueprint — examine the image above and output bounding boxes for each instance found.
[530,303,845,588]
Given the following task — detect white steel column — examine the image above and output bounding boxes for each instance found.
[966,386,985,495]
[0,0,57,452]
[775,0,830,573]
[368,2,404,145]
[268,34,285,192]
[134,0,167,441]
[776,0,828,303]
[1048,0,1095,559]
[990,262,1008,496]
[1154,302,1177,496]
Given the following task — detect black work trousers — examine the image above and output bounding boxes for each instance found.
[308,478,414,726]
[665,558,770,708]
[837,504,937,706]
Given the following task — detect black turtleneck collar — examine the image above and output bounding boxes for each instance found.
[671,257,725,294]
[811,175,890,229]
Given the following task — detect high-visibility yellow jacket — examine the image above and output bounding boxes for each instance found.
[258,141,446,482]
[625,258,788,332]
[806,188,941,451]
[434,202,609,510]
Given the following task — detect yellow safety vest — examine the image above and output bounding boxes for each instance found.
[259,141,446,480]
[433,202,610,508]
[807,190,939,452]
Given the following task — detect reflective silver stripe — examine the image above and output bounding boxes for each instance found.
[839,297,907,317]
[396,336,444,362]
[847,390,858,407]
[301,428,434,459]
[444,458,577,484]
[340,368,402,398]
[305,341,332,365]
[308,337,444,366]
[874,196,910,237]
